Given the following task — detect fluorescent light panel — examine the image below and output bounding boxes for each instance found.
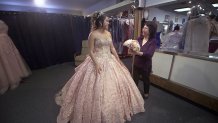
[213,3,218,7]
[174,3,218,12]
[34,0,45,7]
[174,8,191,12]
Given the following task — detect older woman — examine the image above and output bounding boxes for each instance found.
[131,21,157,99]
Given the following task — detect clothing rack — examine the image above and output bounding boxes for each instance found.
[0,10,81,17]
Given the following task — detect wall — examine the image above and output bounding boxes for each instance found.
[147,7,187,24]
[83,0,117,15]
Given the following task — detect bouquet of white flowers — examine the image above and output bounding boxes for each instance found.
[123,39,140,52]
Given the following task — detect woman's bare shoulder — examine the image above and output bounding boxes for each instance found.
[105,30,112,36]
[89,30,98,39]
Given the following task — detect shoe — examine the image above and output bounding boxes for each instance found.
[0,88,8,95]
[140,91,146,99]
[144,94,149,99]
[10,83,19,90]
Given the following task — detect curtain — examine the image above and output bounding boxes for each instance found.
[0,11,90,69]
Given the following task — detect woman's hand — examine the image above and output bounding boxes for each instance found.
[95,64,102,74]
[129,49,137,55]
[129,49,142,56]
[128,49,134,55]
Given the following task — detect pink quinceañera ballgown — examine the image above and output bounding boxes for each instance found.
[55,37,144,123]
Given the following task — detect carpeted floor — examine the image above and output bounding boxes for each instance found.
[0,58,217,123]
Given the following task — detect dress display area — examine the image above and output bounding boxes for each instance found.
[184,16,210,53]
[55,37,145,123]
[161,31,182,50]
[0,20,31,94]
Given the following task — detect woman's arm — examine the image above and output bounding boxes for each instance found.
[109,34,120,61]
[110,42,120,61]
[108,33,126,66]
[88,32,102,74]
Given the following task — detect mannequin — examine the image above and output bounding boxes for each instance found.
[0,20,31,94]
[184,7,210,53]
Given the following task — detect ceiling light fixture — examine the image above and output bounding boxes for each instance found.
[174,8,191,12]
[174,3,218,13]
[212,3,218,7]
[34,0,45,7]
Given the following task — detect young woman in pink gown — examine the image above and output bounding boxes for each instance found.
[0,20,31,94]
[55,12,145,123]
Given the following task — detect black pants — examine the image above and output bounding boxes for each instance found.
[133,66,150,94]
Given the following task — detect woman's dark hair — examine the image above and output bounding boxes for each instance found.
[91,12,106,31]
[141,21,157,40]
[215,15,218,22]
[173,24,180,31]
[141,18,146,29]
[209,14,216,20]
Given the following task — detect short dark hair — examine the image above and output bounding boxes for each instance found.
[174,24,180,31]
[215,15,218,22]
[209,14,216,19]
[142,21,157,40]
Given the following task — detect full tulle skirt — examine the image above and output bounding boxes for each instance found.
[0,34,31,94]
[55,56,144,123]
